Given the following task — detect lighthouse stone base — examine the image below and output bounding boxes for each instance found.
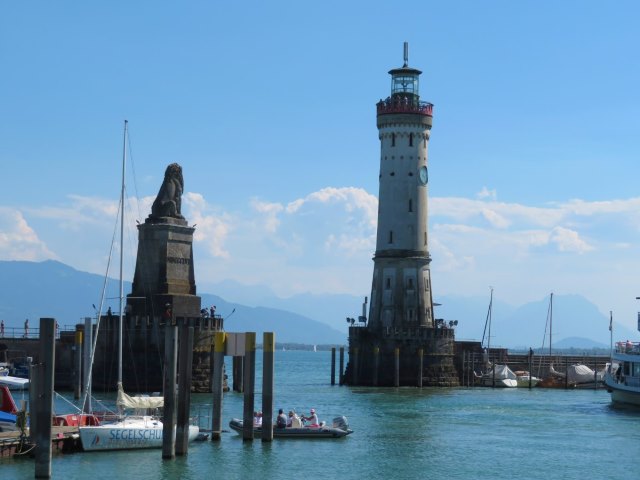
[345,326,460,387]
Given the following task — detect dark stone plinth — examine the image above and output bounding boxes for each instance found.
[128,221,198,319]
[345,326,460,387]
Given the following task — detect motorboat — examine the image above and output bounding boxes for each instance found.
[229,416,353,439]
[604,340,640,407]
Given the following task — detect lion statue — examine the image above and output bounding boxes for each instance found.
[150,163,184,219]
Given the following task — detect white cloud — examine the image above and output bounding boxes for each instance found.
[549,226,594,254]
[183,192,231,259]
[477,186,497,200]
[0,208,57,261]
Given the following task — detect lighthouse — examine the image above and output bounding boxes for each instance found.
[369,42,434,331]
[345,44,459,387]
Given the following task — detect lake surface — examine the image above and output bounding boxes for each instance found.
[3,350,640,479]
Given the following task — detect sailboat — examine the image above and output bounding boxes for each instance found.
[477,288,517,388]
[79,121,199,451]
[536,293,570,388]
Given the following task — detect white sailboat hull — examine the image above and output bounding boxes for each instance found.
[79,416,199,451]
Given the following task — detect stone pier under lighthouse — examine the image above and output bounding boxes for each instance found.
[345,44,459,387]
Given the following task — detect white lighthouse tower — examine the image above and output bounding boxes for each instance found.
[368,42,434,331]
[345,44,458,387]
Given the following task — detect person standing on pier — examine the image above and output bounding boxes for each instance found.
[24,318,29,338]
[0,319,4,337]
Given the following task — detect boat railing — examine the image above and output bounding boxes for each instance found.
[614,341,640,355]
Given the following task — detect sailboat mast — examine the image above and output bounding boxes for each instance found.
[487,287,493,353]
[549,292,553,358]
[118,120,128,387]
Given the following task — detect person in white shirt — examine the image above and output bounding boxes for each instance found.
[302,408,319,427]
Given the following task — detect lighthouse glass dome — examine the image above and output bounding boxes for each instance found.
[391,73,419,96]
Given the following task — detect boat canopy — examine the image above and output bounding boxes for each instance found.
[567,364,600,384]
[116,384,164,410]
[487,364,517,380]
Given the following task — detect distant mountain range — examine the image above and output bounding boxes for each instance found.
[1,260,636,348]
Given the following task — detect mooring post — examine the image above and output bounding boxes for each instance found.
[373,346,379,386]
[211,331,225,441]
[492,351,496,388]
[35,318,55,479]
[82,316,93,413]
[394,347,400,387]
[339,347,345,386]
[73,327,83,400]
[471,353,475,387]
[528,349,533,389]
[564,356,569,389]
[352,347,359,385]
[29,361,39,446]
[162,322,178,459]
[262,332,275,442]
[330,347,336,385]
[176,319,194,456]
[243,332,256,441]
[233,356,244,392]
[418,348,424,388]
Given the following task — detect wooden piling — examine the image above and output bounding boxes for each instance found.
[330,347,336,385]
[211,332,226,441]
[233,356,244,392]
[339,347,345,386]
[528,349,533,389]
[162,323,178,459]
[242,332,256,441]
[352,347,359,385]
[394,347,400,387]
[418,348,424,387]
[176,319,194,456]
[373,347,379,386]
[34,318,55,479]
[261,332,275,442]
[564,356,569,389]
[73,328,83,399]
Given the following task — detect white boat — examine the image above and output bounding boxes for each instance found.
[0,374,29,391]
[514,371,541,388]
[478,364,518,388]
[229,416,352,439]
[604,340,640,407]
[80,414,199,451]
[79,121,199,450]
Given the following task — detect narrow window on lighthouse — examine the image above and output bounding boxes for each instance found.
[424,232,427,245]
[385,278,391,289]
[391,133,396,147]
[408,199,413,212]
[409,133,413,146]
[389,230,393,244]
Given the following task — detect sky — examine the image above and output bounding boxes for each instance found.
[2,1,640,331]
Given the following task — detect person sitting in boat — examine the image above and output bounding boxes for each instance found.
[287,410,302,428]
[253,411,262,427]
[301,408,319,427]
[276,409,287,429]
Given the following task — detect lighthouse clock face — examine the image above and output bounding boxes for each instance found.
[418,166,428,185]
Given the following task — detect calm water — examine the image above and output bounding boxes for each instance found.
[3,350,640,479]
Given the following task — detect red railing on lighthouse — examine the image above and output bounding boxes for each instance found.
[376,97,433,116]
